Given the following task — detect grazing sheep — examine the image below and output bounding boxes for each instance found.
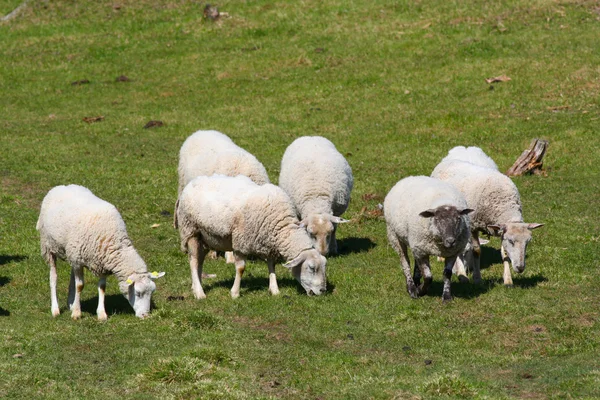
[177,129,270,265]
[177,129,270,194]
[431,146,543,286]
[384,176,473,301]
[37,185,164,320]
[175,175,327,299]
[279,136,353,255]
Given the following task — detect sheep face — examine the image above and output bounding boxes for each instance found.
[419,206,473,253]
[120,272,165,318]
[488,223,543,273]
[284,249,327,295]
[302,214,349,255]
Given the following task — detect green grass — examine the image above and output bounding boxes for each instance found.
[1,0,599,398]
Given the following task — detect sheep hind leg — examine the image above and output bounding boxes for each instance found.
[48,253,60,317]
[329,224,338,255]
[415,256,432,296]
[230,253,246,299]
[188,237,207,299]
[388,228,418,299]
[97,276,108,321]
[267,258,279,296]
[70,267,84,320]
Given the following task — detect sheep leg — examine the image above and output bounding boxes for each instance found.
[415,256,432,296]
[413,259,421,286]
[97,276,108,321]
[453,255,469,283]
[48,253,60,317]
[68,268,76,310]
[225,251,236,264]
[501,245,513,287]
[267,258,280,296]
[70,267,84,320]
[230,253,246,299]
[188,237,207,299]
[471,232,482,284]
[442,256,456,302]
[329,224,338,255]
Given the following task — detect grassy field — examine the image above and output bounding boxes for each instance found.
[1,0,599,398]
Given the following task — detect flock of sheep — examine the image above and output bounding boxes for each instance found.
[35,130,543,320]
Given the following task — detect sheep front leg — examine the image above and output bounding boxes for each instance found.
[501,245,513,287]
[70,267,84,320]
[415,256,432,296]
[329,224,338,255]
[188,237,207,299]
[267,258,280,296]
[471,232,482,284]
[48,253,60,317]
[230,253,246,299]
[453,255,469,283]
[442,256,456,302]
[97,276,108,321]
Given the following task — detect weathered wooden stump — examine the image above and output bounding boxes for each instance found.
[506,139,549,176]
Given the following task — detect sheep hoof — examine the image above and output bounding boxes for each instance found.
[71,312,81,320]
[473,277,483,285]
[458,275,470,284]
[442,294,453,303]
[504,284,514,289]
[193,291,207,300]
[407,284,419,299]
[52,309,60,317]
[270,288,280,296]
[97,313,108,322]
[230,292,240,299]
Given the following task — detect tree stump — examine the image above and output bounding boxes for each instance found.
[506,139,549,177]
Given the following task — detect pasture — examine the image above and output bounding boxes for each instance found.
[1,0,599,398]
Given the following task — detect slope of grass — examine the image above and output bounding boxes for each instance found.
[1,1,599,398]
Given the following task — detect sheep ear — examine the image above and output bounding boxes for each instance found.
[296,220,306,229]
[460,208,474,215]
[283,254,305,269]
[149,271,165,279]
[527,223,544,230]
[487,224,505,235]
[330,216,350,224]
[479,238,490,245]
[126,275,136,286]
[419,209,436,218]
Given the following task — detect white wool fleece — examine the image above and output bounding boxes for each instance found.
[176,175,313,260]
[384,176,470,258]
[279,136,353,218]
[431,153,523,231]
[438,145,499,170]
[178,130,270,194]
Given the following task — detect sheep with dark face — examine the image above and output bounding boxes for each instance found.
[384,176,473,301]
[431,146,543,286]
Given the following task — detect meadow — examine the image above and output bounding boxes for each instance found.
[1,0,599,398]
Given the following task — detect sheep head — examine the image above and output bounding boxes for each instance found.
[488,223,543,273]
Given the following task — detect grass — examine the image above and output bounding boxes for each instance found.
[1,0,599,398]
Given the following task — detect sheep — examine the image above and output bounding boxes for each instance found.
[384,176,473,301]
[174,174,327,299]
[431,146,543,286]
[37,185,165,320]
[177,129,270,194]
[279,136,353,256]
[177,129,270,265]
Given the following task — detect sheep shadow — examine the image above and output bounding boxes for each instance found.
[0,276,11,287]
[423,278,496,300]
[0,254,27,266]
[206,275,300,295]
[480,246,502,270]
[79,294,133,317]
[511,274,547,289]
[0,307,9,316]
[336,237,377,256]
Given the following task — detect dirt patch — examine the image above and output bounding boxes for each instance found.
[1,175,44,209]
[231,315,291,342]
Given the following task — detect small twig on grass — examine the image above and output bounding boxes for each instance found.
[1,1,28,23]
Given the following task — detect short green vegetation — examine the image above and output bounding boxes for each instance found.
[1,0,599,398]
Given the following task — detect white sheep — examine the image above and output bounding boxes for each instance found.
[178,129,270,194]
[384,176,473,301]
[431,146,543,286]
[177,129,270,265]
[175,174,327,299]
[279,136,353,255]
[37,185,165,320]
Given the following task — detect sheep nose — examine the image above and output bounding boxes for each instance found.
[444,237,456,248]
[319,287,327,294]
